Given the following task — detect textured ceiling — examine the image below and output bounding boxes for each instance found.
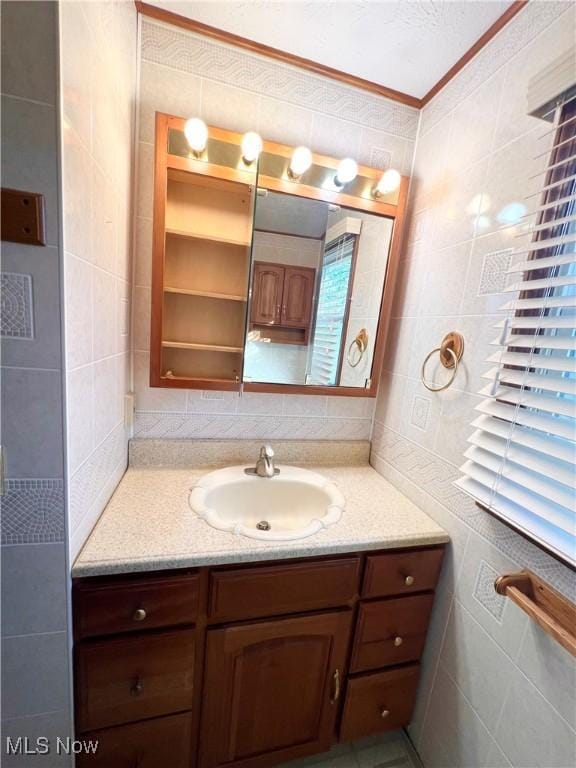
[147,0,515,98]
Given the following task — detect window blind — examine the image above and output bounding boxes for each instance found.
[456,97,576,567]
[307,234,356,386]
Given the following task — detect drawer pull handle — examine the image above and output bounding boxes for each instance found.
[130,678,144,697]
[393,636,403,647]
[404,575,415,587]
[133,608,147,622]
[330,668,341,704]
[381,708,390,719]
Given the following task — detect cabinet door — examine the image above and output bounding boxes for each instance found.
[199,611,352,768]
[250,263,284,325]
[280,267,315,327]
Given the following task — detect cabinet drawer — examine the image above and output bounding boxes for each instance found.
[208,557,360,622]
[351,594,434,672]
[340,665,420,742]
[77,713,193,768]
[76,629,195,731]
[362,548,444,598]
[74,572,199,638]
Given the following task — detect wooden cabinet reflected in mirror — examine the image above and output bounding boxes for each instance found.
[244,190,394,390]
[150,113,407,398]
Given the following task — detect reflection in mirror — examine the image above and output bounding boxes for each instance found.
[243,190,394,388]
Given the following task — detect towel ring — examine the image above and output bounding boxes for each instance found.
[421,331,464,392]
[347,328,369,367]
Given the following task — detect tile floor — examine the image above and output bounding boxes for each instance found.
[279,731,421,768]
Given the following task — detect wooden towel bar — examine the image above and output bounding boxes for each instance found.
[495,570,576,658]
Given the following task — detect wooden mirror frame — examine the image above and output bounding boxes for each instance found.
[150,112,408,398]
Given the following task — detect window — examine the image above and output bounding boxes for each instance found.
[307,233,357,386]
[457,98,576,567]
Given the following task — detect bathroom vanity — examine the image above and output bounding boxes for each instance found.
[71,441,448,768]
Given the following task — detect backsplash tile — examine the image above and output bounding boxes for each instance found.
[0,272,34,338]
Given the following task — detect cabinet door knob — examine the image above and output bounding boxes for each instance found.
[404,575,415,586]
[130,678,144,697]
[393,636,403,647]
[133,608,147,622]
[381,708,390,719]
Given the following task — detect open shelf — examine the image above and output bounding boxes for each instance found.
[162,346,242,382]
[164,286,247,302]
[166,229,251,248]
[162,340,244,353]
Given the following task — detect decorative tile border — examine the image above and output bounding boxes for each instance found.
[134,411,373,441]
[141,18,419,139]
[1,272,34,339]
[1,479,64,544]
[370,423,576,599]
[473,559,506,622]
[478,249,513,296]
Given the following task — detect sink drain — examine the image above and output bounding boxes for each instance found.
[256,520,271,531]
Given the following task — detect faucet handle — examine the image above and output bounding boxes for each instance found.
[260,444,274,458]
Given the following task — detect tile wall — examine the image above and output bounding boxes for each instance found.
[1,0,72,761]
[59,0,137,558]
[370,2,576,766]
[133,16,419,441]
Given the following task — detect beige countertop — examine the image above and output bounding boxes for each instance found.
[73,442,449,577]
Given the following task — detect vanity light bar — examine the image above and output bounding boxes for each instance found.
[183,117,401,197]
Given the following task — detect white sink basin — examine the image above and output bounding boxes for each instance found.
[189,465,345,541]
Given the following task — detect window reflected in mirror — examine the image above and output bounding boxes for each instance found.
[243,190,394,388]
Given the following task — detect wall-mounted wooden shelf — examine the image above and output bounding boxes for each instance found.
[162,340,244,354]
[166,229,251,248]
[164,287,247,302]
[495,570,576,657]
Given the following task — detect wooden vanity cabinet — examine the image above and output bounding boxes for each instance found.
[73,546,444,768]
[250,261,316,345]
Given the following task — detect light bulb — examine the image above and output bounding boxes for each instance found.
[288,146,312,179]
[241,131,263,164]
[374,168,401,196]
[335,158,358,187]
[184,118,208,155]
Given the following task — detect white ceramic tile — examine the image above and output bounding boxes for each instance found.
[201,80,261,134]
[60,0,93,148]
[456,531,528,660]
[485,738,513,768]
[495,666,576,768]
[136,140,154,219]
[64,252,93,369]
[419,666,493,768]
[93,356,122,446]
[133,286,151,352]
[1,710,73,767]
[67,364,94,475]
[117,278,131,354]
[187,390,239,415]
[434,389,483,468]
[326,396,375,420]
[311,113,362,159]
[283,395,328,417]
[258,96,313,147]
[62,124,92,261]
[357,127,413,175]
[91,163,117,275]
[135,217,153,287]
[237,392,285,416]
[139,60,202,143]
[440,601,514,732]
[134,351,187,413]
[431,158,488,251]
[516,620,576,729]
[92,268,117,361]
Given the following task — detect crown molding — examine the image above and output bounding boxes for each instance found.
[135,1,529,110]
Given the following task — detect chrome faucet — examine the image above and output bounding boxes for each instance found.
[244,444,280,478]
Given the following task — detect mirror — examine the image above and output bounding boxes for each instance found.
[243,190,394,389]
